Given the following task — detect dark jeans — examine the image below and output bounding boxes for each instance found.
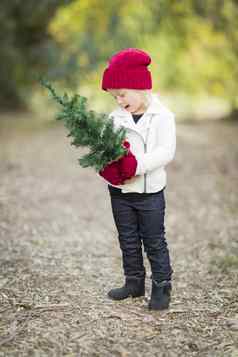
[110,189,173,283]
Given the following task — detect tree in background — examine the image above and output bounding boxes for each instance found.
[1,0,237,116]
[147,0,238,115]
[0,0,72,110]
[50,0,238,116]
[48,0,148,84]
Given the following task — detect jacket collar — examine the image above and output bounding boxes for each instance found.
[110,94,162,118]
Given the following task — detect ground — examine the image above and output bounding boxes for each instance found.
[0,115,237,357]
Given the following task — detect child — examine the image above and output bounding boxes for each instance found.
[99,48,176,310]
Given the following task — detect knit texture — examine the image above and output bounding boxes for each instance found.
[102,48,152,90]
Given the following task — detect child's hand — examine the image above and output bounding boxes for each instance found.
[118,140,138,180]
[99,161,125,185]
[99,140,137,184]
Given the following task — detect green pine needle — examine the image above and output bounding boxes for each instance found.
[40,78,126,171]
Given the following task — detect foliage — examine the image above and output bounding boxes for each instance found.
[0,0,72,110]
[41,79,126,171]
[146,1,238,107]
[48,0,139,78]
[50,0,238,111]
[1,0,238,114]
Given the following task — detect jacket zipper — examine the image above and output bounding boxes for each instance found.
[144,141,147,193]
[144,121,152,193]
[124,115,153,193]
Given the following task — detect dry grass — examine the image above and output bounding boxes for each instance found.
[0,116,237,356]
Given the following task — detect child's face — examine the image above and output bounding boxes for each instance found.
[108,89,148,114]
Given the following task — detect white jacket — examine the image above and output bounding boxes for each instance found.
[102,94,176,193]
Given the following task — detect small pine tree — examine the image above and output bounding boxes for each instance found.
[41,79,127,171]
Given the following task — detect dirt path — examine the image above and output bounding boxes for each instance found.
[0,117,237,356]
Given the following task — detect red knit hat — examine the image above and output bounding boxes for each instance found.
[101,48,152,91]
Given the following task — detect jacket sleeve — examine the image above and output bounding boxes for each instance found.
[135,113,176,175]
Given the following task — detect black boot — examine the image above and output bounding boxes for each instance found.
[108,277,145,300]
[148,280,172,310]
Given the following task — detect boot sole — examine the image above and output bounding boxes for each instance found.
[108,291,145,300]
[148,302,170,310]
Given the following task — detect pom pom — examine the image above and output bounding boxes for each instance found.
[122,140,130,150]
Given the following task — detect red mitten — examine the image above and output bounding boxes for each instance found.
[99,161,124,185]
[118,140,138,180]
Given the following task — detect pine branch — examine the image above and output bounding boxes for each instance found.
[40,79,126,171]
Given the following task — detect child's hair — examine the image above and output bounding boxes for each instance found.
[136,89,152,108]
[109,88,152,109]
[128,89,153,109]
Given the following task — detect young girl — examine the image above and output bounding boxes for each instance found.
[99,48,176,310]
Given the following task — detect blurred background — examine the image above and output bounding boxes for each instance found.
[1,2,238,355]
[1,0,238,121]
